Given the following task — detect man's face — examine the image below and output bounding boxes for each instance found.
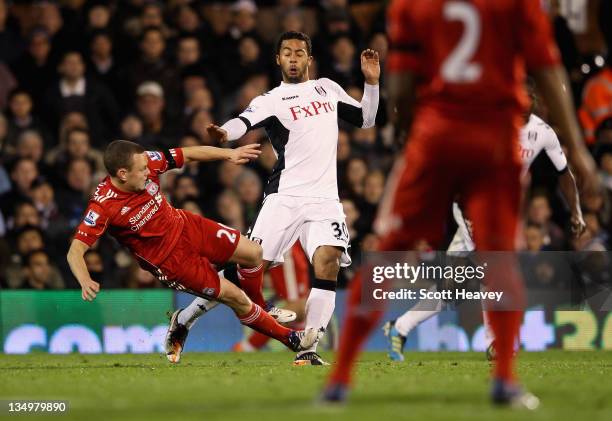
[29,33,50,61]
[10,93,32,118]
[60,53,85,80]
[178,38,200,66]
[276,39,311,83]
[12,160,38,192]
[17,230,43,255]
[122,152,150,192]
[137,94,164,121]
[67,132,90,158]
[15,203,40,227]
[27,252,51,285]
[67,160,92,192]
[17,133,44,162]
[91,34,112,58]
[141,31,165,61]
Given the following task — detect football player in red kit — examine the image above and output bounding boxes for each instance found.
[67,140,317,353]
[322,0,599,407]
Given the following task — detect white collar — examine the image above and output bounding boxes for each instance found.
[60,78,86,97]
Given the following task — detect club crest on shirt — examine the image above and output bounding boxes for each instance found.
[84,210,99,227]
[145,179,159,196]
[146,151,162,161]
[314,85,327,96]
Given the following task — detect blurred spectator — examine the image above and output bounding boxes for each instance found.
[21,249,65,290]
[30,177,63,234]
[119,114,144,143]
[184,87,214,117]
[88,30,127,109]
[234,168,262,227]
[6,89,50,149]
[56,158,93,228]
[9,201,40,231]
[526,193,565,250]
[0,0,24,65]
[524,223,546,252]
[135,81,178,148]
[15,131,46,171]
[176,35,201,68]
[47,128,105,182]
[230,0,259,40]
[341,156,368,199]
[171,174,200,206]
[84,249,105,285]
[126,26,180,109]
[3,225,45,288]
[0,158,38,218]
[123,260,160,289]
[573,212,608,251]
[10,28,56,109]
[44,51,119,147]
[174,5,204,37]
[188,108,215,145]
[321,35,361,88]
[216,189,245,233]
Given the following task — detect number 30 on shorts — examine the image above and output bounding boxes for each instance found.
[331,221,349,243]
[216,223,237,244]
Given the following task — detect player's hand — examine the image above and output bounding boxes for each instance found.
[361,49,380,85]
[80,278,100,302]
[206,124,229,143]
[570,213,586,238]
[227,143,261,164]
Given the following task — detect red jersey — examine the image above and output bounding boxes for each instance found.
[74,148,186,266]
[387,0,560,121]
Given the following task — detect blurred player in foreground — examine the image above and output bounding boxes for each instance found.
[323,0,598,408]
[166,31,380,366]
[384,85,586,362]
[66,140,318,357]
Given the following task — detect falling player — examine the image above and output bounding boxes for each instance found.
[165,31,380,366]
[384,87,586,362]
[67,140,318,354]
[323,0,598,408]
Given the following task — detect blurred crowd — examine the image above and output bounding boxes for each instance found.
[0,0,611,291]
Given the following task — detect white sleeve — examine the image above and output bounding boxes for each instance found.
[325,78,379,128]
[238,94,274,129]
[220,118,248,141]
[544,128,568,172]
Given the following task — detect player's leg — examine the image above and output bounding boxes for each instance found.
[323,149,452,401]
[463,156,535,406]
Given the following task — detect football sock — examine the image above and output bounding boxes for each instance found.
[487,310,522,382]
[237,303,292,347]
[237,264,266,308]
[328,271,383,385]
[394,285,443,336]
[247,331,271,349]
[178,297,219,329]
[300,279,336,355]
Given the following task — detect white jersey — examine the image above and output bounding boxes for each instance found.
[237,78,378,199]
[449,114,568,252]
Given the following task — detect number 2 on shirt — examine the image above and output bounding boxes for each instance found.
[441,1,482,83]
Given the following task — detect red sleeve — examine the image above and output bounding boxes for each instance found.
[73,202,110,247]
[146,148,185,175]
[386,0,421,74]
[516,0,561,70]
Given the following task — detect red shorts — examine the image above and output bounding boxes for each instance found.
[268,243,310,301]
[156,210,240,298]
[377,115,523,252]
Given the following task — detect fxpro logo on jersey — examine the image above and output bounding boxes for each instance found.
[289,100,335,121]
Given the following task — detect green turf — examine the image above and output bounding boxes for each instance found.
[0,351,610,421]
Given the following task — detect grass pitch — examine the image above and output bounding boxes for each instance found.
[1,351,610,421]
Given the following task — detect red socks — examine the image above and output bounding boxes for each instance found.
[237,303,292,346]
[238,264,266,308]
[487,310,523,382]
[328,272,384,385]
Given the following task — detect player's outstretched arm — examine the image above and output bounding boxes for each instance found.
[67,239,100,302]
[558,168,586,237]
[182,144,261,165]
[532,67,599,195]
[361,49,380,85]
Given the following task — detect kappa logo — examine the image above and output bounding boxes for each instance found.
[282,95,299,101]
[120,206,131,215]
[83,210,100,227]
[314,85,327,96]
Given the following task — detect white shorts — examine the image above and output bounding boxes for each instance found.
[447,202,475,254]
[248,194,351,267]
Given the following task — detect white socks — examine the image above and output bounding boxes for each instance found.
[395,285,443,337]
[301,282,337,355]
[178,297,219,329]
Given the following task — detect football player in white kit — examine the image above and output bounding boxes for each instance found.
[384,100,586,362]
[165,31,380,365]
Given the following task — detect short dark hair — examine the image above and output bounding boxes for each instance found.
[276,31,312,56]
[66,127,90,142]
[25,249,49,267]
[104,140,145,177]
